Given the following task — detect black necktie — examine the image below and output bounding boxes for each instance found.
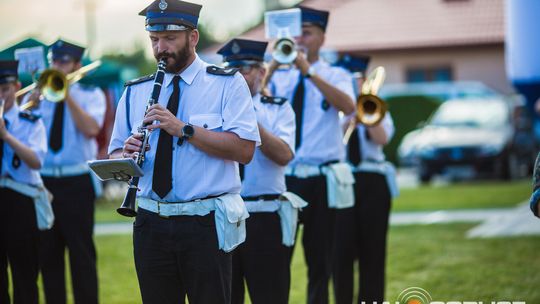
[292,74,305,150]
[348,127,362,166]
[49,102,65,152]
[239,163,245,181]
[0,119,9,174]
[153,75,181,198]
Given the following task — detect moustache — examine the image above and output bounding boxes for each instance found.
[157,52,174,60]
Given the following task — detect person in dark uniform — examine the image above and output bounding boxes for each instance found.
[23,40,106,304]
[266,6,356,304]
[217,38,300,304]
[333,54,398,304]
[0,60,47,304]
[108,1,260,303]
[530,152,540,217]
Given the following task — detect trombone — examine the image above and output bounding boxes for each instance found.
[343,66,387,144]
[16,60,102,111]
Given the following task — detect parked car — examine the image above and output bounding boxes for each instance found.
[398,97,536,182]
[380,81,499,101]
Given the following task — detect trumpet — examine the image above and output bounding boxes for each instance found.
[117,58,167,217]
[16,60,101,111]
[272,37,297,65]
[343,66,387,144]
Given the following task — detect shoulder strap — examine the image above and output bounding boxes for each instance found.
[124,74,155,87]
[18,111,41,122]
[260,95,288,105]
[206,66,238,76]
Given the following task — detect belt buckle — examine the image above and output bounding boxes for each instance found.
[157,201,169,219]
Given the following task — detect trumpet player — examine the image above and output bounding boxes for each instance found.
[216,38,299,304]
[107,1,260,303]
[265,6,356,304]
[333,55,397,304]
[0,60,47,304]
[22,39,106,304]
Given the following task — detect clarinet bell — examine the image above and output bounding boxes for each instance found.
[117,184,138,217]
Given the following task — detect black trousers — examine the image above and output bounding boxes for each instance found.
[133,208,232,304]
[0,188,39,304]
[333,172,391,304]
[231,212,290,304]
[39,174,98,304]
[286,175,335,304]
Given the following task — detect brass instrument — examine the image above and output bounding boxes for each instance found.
[272,38,297,65]
[16,60,102,111]
[343,66,387,144]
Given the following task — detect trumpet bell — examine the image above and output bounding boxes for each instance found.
[273,38,297,64]
[356,94,387,126]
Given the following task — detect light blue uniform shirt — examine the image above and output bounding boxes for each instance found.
[108,55,261,202]
[350,113,395,163]
[241,93,296,197]
[269,59,355,166]
[1,103,47,186]
[24,83,106,167]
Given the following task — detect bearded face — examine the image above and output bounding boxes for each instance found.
[150,30,195,74]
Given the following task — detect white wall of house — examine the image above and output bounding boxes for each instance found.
[357,44,514,94]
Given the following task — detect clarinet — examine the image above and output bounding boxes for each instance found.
[117,58,167,217]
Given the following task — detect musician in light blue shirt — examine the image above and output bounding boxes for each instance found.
[0,60,47,304]
[217,38,297,304]
[333,54,397,304]
[266,6,356,304]
[23,39,106,304]
[107,1,260,303]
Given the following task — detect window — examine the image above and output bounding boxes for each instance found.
[406,66,453,83]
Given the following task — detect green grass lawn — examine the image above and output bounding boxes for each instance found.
[392,179,531,212]
[95,196,134,223]
[34,223,537,303]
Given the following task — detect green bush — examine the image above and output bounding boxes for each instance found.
[384,95,441,165]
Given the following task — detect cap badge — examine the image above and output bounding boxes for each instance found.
[159,0,168,11]
[231,42,241,54]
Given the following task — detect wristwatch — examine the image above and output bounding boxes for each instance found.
[182,124,195,140]
[305,66,316,79]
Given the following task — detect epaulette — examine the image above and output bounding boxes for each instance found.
[124,74,155,87]
[206,66,238,76]
[19,111,41,122]
[261,95,287,105]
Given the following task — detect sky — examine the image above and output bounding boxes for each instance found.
[0,0,299,58]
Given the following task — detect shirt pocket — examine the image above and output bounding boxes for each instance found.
[189,114,223,131]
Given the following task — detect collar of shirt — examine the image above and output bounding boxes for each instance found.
[163,54,204,88]
[4,102,18,123]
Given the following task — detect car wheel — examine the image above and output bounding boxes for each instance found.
[419,163,433,184]
[508,153,524,180]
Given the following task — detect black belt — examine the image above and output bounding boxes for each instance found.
[319,160,339,168]
[242,194,281,201]
[157,193,225,204]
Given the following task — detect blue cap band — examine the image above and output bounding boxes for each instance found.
[146,11,198,27]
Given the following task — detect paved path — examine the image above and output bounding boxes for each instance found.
[95,201,540,238]
[466,202,540,238]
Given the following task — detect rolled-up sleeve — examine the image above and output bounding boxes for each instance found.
[108,88,130,155]
[273,102,296,154]
[221,74,261,145]
[82,87,107,128]
[332,68,356,102]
